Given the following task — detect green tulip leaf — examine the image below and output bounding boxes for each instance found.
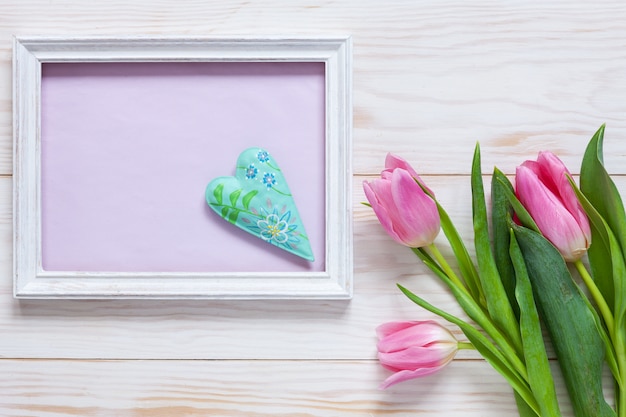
[471,144,522,354]
[570,176,625,327]
[580,125,626,339]
[581,124,626,261]
[513,394,541,417]
[512,224,616,417]
[509,230,561,417]
[412,247,444,275]
[578,126,626,411]
[491,168,519,318]
[569,176,623,384]
[495,175,540,234]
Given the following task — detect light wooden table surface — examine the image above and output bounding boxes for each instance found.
[2,1,625,415]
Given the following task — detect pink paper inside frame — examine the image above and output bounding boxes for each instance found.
[40,62,326,273]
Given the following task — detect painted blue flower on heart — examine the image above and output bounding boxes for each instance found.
[262,172,276,189]
[245,164,258,180]
[257,150,270,163]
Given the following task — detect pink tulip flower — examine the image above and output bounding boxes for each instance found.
[383,153,433,194]
[377,320,459,389]
[516,151,591,262]
[363,154,440,248]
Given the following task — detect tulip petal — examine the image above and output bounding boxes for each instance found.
[378,345,456,370]
[390,169,440,247]
[376,321,421,339]
[537,152,578,212]
[385,153,421,180]
[379,364,448,389]
[537,151,571,181]
[538,152,592,245]
[516,165,589,261]
[377,321,453,352]
[384,153,433,195]
[363,179,404,245]
[529,152,592,245]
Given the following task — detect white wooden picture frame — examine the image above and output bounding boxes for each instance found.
[13,35,352,299]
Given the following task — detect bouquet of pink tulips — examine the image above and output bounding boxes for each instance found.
[365,125,625,417]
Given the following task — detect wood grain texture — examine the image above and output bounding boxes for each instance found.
[2,0,626,415]
[0,359,591,417]
[2,1,626,176]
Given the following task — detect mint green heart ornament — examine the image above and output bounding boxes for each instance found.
[205,148,314,262]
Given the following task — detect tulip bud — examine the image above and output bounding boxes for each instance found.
[515,151,591,262]
[384,153,436,196]
[377,320,459,389]
[364,156,440,248]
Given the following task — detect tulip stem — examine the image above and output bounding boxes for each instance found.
[427,243,468,294]
[457,342,475,350]
[615,330,626,417]
[573,260,615,340]
[574,258,626,417]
